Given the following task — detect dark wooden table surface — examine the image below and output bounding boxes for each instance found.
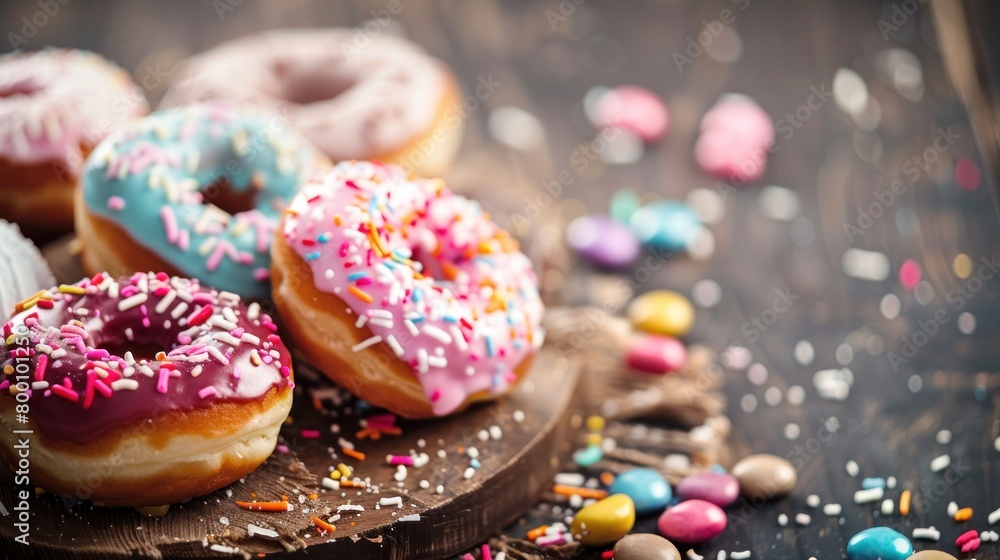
[2,1,999,559]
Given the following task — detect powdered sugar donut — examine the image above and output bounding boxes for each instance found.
[272,161,544,418]
[0,49,149,239]
[0,271,293,507]
[161,29,463,178]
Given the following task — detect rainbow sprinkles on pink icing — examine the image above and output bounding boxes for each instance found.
[0,271,292,445]
[282,161,545,416]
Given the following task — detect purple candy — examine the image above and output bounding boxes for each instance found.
[676,471,740,507]
[626,334,687,374]
[566,214,640,269]
[657,499,727,544]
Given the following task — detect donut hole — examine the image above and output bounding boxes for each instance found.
[113,341,165,362]
[199,177,258,217]
[274,62,356,105]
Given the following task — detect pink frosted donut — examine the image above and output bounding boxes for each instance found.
[0,48,148,239]
[272,161,544,418]
[161,29,463,178]
[694,94,773,185]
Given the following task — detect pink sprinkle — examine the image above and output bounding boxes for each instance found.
[899,259,921,290]
[430,389,441,402]
[301,429,321,438]
[157,367,172,394]
[591,85,669,142]
[161,206,180,245]
[35,354,48,381]
[94,379,113,398]
[0,380,9,392]
[955,158,981,191]
[107,196,126,211]
[367,413,397,425]
[280,366,291,377]
[86,349,110,360]
[198,386,218,399]
[276,444,290,453]
[961,538,981,553]
[50,384,78,402]
[254,268,270,281]
[481,544,493,560]
[957,530,979,546]
[206,239,239,272]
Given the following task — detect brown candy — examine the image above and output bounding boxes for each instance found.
[731,453,797,499]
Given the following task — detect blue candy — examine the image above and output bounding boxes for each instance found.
[82,102,326,297]
[629,201,703,251]
[573,445,604,467]
[861,477,886,490]
[609,467,672,515]
[847,527,913,560]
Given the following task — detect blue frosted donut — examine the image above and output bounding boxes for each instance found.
[79,102,327,298]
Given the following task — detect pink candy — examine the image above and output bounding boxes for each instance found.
[591,86,670,142]
[657,499,727,544]
[695,94,773,185]
[626,334,687,374]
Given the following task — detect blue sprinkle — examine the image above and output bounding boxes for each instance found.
[412,289,423,302]
[305,251,321,261]
[485,336,495,357]
[512,339,524,350]
[347,272,367,281]
[394,247,413,259]
[443,315,458,323]
[317,233,331,243]
[861,477,886,490]
[410,315,425,324]
[470,458,481,469]
[573,445,603,467]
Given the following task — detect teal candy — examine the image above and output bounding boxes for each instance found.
[847,527,913,560]
[629,201,703,251]
[609,468,673,515]
[573,445,604,467]
[82,102,324,298]
[610,188,641,223]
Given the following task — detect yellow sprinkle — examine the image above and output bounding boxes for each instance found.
[59,284,86,295]
[348,286,373,304]
[585,433,603,446]
[3,365,13,375]
[336,463,353,478]
[478,241,494,254]
[585,416,606,432]
[953,254,973,279]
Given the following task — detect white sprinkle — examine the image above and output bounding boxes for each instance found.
[436,485,444,494]
[687,550,704,560]
[427,355,448,368]
[886,476,897,489]
[477,430,490,442]
[947,501,959,517]
[795,513,811,526]
[209,317,238,331]
[731,552,750,560]
[467,447,480,459]
[386,334,404,357]
[489,425,503,440]
[247,524,278,539]
[219,517,230,526]
[783,423,801,440]
[171,301,189,319]
[717,551,726,560]
[823,503,842,516]
[777,514,788,527]
[881,499,894,515]
[210,544,236,554]
[989,506,1000,525]
[355,314,369,328]
[451,325,468,351]
[31,381,49,391]
[155,290,176,314]
[806,494,821,508]
[404,319,419,336]
[930,454,950,473]
[513,410,525,422]
[117,293,148,312]
[111,379,139,391]
[936,430,952,444]
[240,333,261,346]
[417,348,429,373]
[321,478,340,491]
[214,332,241,347]
[841,248,890,281]
[369,318,394,329]
[912,527,941,541]
[846,460,860,477]
[854,487,884,504]
[463,467,475,479]
[399,514,421,522]
[422,324,452,344]
[247,302,261,320]
[352,335,383,352]
[794,340,815,365]
[379,497,403,508]
[337,504,364,513]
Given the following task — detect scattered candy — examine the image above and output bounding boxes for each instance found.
[626,334,687,374]
[613,533,682,560]
[627,290,695,337]
[909,551,955,560]
[911,527,941,541]
[590,85,670,143]
[881,499,894,515]
[930,454,950,473]
[823,503,842,516]
[675,471,740,508]
[567,214,641,269]
[846,527,913,560]
[657,499,727,544]
[900,490,911,516]
[609,468,673,515]
[629,201,704,252]
[694,94,773,185]
[730,454,797,499]
[853,488,884,504]
[953,507,972,522]
[571,494,636,546]
[989,505,1000,525]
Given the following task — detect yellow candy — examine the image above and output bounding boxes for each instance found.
[571,494,636,546]
[627,290,694,337]
[585,416,606,432]
[586,433,603,447]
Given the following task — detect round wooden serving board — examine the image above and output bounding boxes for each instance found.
[0,237,584,560]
